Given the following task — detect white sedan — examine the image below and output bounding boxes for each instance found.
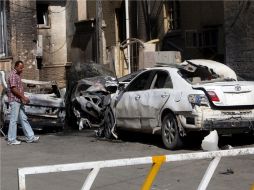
[114,59,254,150]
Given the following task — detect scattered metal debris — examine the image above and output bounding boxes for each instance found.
[220,145,233,150]
[219,168,234,175]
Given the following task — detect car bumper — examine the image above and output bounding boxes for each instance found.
[179,107,254,134]
[203,119,254,134]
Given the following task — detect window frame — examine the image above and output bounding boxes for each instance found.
[150,70,173,89]
[0,0,8,58]
[126,70,155,92]
[37,3,50,29]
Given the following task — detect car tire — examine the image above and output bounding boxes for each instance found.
[161,113,183,150]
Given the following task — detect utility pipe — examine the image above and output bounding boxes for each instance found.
[125,0,131,74]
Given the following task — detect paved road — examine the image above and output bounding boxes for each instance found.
[1,129,254,190]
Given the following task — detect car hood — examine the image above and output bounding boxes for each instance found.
[25,92,65,108]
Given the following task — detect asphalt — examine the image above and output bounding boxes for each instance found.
[1,129,254,190]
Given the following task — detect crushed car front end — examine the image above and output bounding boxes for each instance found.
[1,78,66,130]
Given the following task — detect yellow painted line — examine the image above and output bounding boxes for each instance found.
[140,155,166,190]
[251,183,254,190]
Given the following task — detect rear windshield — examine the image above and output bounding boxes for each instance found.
[178,64,236,84]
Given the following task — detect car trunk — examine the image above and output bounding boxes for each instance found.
[193,81,254,107]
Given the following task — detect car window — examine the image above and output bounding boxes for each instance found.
[127,70,153,92]
[151,71,173,89]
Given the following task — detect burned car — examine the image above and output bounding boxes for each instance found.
[0,71,65,130]
[66,76,118,138]
[114,59,254,150]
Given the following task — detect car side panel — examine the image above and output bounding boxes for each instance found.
[115,91,141,129]
[139,89,170,129]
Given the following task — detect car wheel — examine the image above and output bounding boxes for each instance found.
[103,107,116,139]
[161,113,183,150]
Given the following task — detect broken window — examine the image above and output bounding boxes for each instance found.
[37,3,49,27]
[178,62,226,84]
[0,0,8,57]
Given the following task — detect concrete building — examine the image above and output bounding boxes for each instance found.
[0,0,38,78]
[1,0,254,85]
[162,1,254,80]
[0,0,68,87]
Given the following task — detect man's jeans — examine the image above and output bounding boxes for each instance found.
[8,101,35,142]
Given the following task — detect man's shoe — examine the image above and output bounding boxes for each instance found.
[8,140,21,145]
[26,136,40,143]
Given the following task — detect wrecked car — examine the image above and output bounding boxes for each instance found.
[114,59,254,150]
[66,76,118,138]
[0,71,65,130]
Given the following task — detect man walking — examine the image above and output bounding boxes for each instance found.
[7,60,39,145]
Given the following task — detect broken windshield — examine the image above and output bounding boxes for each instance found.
[178,62,236,84]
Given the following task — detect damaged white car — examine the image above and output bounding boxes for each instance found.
[114,59,254,150]
[0,71,65,130]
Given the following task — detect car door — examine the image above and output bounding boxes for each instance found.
[115,70,155,129]
[139,70,172,129]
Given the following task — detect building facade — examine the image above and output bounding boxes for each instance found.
[1,0,254,85]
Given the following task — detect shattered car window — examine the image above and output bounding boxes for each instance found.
[178,62,235,84]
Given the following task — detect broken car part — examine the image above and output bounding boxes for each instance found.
[67,76,118,139]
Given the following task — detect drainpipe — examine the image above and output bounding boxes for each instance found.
[125,0,131,73]
[3,0,8,57]
[96,0,103,64]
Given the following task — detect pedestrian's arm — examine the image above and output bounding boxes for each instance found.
[11,87,30,104]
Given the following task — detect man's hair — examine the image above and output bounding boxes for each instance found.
[15,60,23,67]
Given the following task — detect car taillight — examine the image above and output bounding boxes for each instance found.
[207,91,220,102]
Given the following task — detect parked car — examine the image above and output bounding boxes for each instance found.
[114,59,254,150]
[0,71,65,130]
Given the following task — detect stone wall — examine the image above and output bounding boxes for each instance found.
[9,0,38,80]
[224,1,254,80]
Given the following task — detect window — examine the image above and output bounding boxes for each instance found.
[0,0,8,58]
[37,3,49,27]
[127,71,153,92]
[167,0,180,30]
[151,71,173,89]
[185,28,218,48]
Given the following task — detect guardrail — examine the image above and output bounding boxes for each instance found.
[18,148,254,190]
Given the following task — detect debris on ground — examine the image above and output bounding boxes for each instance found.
[201,130,219,151]
[220,144,233,150]
[219,168,234,175]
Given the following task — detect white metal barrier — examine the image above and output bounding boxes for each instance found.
[18,148,254,190]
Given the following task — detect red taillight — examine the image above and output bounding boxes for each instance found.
[207,91,220,102]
